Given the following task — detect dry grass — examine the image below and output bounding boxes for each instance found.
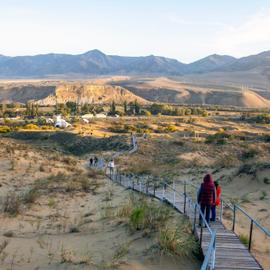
[2,192,21,216]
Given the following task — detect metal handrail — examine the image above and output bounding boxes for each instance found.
[201,231,216,270]
[235,205,270,237]
[187,184,270,255]
[105,170,217,269]
[102,134,269,269]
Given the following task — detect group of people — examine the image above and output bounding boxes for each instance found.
[89,156,99,167]
[197,173,221,225]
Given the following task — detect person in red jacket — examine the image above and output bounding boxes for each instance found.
[210,181,221,222]
[197,174,215,225]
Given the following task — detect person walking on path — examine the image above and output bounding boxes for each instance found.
[197,174,216,225]
[108,159,115,178]
[210,181,221,222]
[94,156,98,167]
[89,157,93,167]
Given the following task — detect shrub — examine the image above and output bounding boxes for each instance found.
[3,231,14,238]
[250,113,270,124]
[172,140,185,146]
[109,124,126,133]
[158,224,198,257]
[141,110,152,116]
[22,188,39,204]
[130,206,145,230]
[41,125,54,130]
[0,125,11,133]
[165,124,177,132]
[3,192,21,216]
[112,242,130,262]
[263,177,270,184]
[23,123,39,130]
[264,134,270,142]
[69,226,80,233]
[239,234,249,247]
[241,149,258,160]
[79,176,91,192]
[48,198,56,208]
[259,191,267,200]
[119,194,171,232]
[156,124,177,133]
[205,131,234,144]
[202,111,208,117]
[238,164,256,176]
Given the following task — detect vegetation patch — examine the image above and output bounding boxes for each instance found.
[0,125,11,133]
[6,131,129,155]
[157,223,199,257]
[118,194,171,232]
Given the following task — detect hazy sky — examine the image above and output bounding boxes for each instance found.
[0,0,270,63]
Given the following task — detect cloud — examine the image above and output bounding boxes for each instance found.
[215,10,270,56]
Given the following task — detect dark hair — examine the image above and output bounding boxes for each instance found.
[214,181,219,188]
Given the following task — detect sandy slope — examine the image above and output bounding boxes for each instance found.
[0,137,199,270]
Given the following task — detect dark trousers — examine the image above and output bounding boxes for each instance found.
[211,205,216,221]
[199,204,211,224]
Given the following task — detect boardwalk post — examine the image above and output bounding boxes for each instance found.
[232,204,236,232]
[162,184,165,201]
[173,181,175,206]
[220,199,223,222]
[200,213,203,247]
[193,204,197,233]
[248,220,254,251]
[211,235,216,270]
[184,181,187,214]
[139,181,142,192]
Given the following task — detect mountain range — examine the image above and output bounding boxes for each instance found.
[0,49,269,79]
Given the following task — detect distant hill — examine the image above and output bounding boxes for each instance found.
[183,54,236,74]
[116,77,270,108]
[0,81,148,105]
[217,51,270,73]
[0,50,269,82]
[0,50,185,77]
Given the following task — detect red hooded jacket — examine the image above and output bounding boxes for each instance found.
[198,174,215,205]
[215,185,221,206]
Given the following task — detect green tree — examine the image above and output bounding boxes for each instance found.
[123,100,128,114]
[109,100,116,115]
[58,103,70,117]
[66,101,77,114]
[25,101,32,117]
[149,103,163,115]
[134,100,141,114]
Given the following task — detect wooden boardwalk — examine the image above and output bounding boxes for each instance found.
[116,178,263,270]
[103,135,265,270]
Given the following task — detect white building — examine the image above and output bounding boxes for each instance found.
[54,115,71,128]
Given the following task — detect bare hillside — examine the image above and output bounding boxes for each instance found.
[116,77,270,108]
[0,81,148,105]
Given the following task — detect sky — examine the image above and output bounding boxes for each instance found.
[0,0,270,63]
